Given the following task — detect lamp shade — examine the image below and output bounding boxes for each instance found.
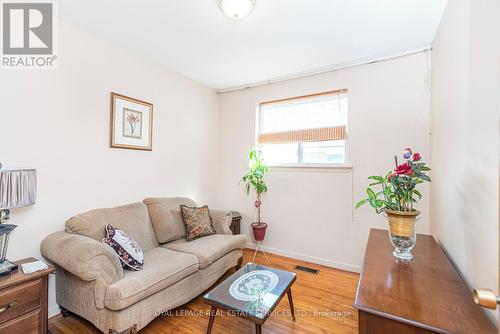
[0,168,37,209]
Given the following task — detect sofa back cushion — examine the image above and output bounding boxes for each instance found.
[143,197,197,243]
[65,202,158,252]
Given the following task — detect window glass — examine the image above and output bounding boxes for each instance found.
[301,140,346,164]
[257,90,348,166]
[261,143,298,165]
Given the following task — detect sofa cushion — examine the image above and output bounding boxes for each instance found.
[65,202,158,252]
[163,234,247,269]
[180,205,216,241]
[143,197,197,243]
[102,224,144,271]
[104,247,198,310]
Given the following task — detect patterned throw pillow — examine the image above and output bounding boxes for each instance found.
[102,224,144,271]
[180,205,216,241]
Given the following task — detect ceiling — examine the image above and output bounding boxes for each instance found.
[59,0,448,91]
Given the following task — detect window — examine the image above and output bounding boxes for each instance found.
[257,90,348,166]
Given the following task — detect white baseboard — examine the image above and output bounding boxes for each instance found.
[49,305,61,318]
[246,243,362,273]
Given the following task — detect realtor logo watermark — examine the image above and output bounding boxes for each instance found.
[1,1,57,68]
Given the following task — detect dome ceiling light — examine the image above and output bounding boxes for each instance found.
[218,0,256,20]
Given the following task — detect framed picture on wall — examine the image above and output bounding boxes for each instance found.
[110,92,153,151]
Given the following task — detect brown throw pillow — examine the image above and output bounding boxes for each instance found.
[180,205,216,241]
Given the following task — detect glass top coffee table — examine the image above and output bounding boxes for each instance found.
[203,263,297,334]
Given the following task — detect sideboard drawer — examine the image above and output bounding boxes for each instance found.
[0,308,42,334]
[0,278,42,323]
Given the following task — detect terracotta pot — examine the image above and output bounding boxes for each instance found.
[385,209,420,260]
[251,222,267,242]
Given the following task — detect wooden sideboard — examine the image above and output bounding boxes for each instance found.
[0,258,54,334]
[354,229,496,334]
[230,211,242,235]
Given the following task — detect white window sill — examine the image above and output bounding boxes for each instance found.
[268,163,353,173]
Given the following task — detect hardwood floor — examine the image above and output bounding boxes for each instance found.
[49,249,360,334]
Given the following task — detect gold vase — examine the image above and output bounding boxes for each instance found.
[385,209,420,260]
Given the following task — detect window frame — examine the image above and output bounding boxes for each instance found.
[256,89,350,169]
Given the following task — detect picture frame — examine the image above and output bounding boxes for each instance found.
[110,92,153,151]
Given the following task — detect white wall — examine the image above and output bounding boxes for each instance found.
[430,0,500,323]
[217,52,431,272]
[0,20,220,316]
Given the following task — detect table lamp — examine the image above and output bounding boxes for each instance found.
[0,164,37,276]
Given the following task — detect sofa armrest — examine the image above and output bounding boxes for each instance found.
[210,208,233,235]
[41,231,124,284]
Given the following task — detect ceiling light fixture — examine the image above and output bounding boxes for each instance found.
[218,0,256,20]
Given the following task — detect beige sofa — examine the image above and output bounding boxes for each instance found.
[41,197,247,333]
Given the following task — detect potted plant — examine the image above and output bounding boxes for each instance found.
[240,147,269,242]
[355,148,431,260]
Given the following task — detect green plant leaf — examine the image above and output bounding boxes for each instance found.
[239,146,269,197]
[418,174,431,182]
[368,198,377,208]
[355,199,368,209]
[413,189,422,199]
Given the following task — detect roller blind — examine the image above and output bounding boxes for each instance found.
[258,90,347,144]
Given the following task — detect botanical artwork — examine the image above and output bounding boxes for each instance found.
[110,92,153,150]
[122,108,143,139]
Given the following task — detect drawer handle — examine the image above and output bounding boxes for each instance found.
[0,301,18,313]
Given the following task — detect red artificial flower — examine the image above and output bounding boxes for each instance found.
[413,152,421,161]
[395,163,413,175]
